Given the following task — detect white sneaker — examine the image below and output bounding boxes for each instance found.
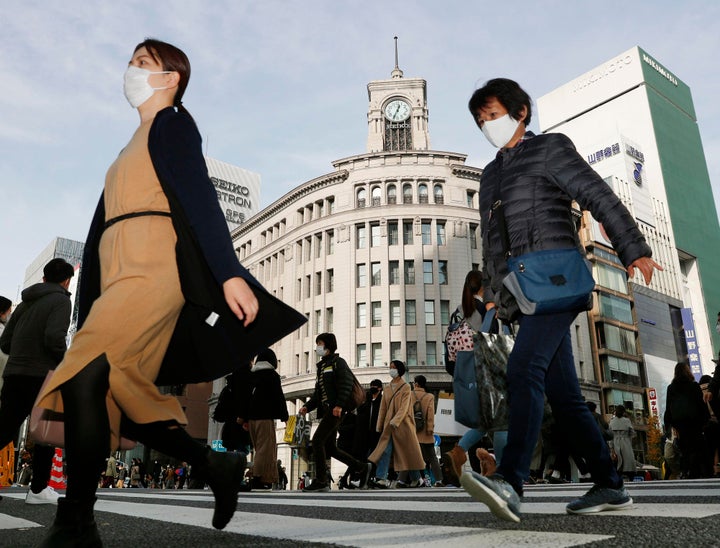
[25,486,60,505]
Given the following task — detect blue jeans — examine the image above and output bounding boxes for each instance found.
[496,312,620,495]
[459,429,508,464]
[375,439,421,481]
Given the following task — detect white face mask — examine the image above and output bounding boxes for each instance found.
[480,114,521,148]
[315,346,326,357]
[123,66,172,108]
[389,368,399,379]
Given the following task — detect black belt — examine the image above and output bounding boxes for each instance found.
[104,210,172,229]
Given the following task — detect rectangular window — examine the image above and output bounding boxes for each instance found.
[390,300,401,325]
[469,224,478,249]
[371,262,381,286]
[326,230,335,255]
[372,301,382,327]
[440,300,450,325]
[426,342,437,366]
[315,272,322,295]
[357,264,367,288]
[327,198,335,214]
[421,221,432,245]
[326,269,334,292]
[391,342,402,361]
[598,324,637,355]
[305,275,311,298]
[407,342,418,366]
[372,343,383,366]
[326,307,334,332]
[315,310,322,333]
[356,224,366,249]
[424,300,435,325]
[356,344,367,368]
[403,221,414,245]
[388,221,399,245]
[438,260,448,285]
[405,300,416,325]
[603,355,642,387]
[436,222,446,246]
[315,234,322,258]
[389,261,400,285]
[304,351,310,373]
[599,293,633,324]
[371,223,381,247]
[423,260,433,284]
[305,237,312,262]
[595,262,628,294]
[404,260,415,284]
[357,303,367,328]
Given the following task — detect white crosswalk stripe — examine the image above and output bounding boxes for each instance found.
[1,479,718,546]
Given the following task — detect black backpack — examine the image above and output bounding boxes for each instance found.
[413,393,426,432]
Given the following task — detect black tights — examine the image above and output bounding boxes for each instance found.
[61,355,208,502]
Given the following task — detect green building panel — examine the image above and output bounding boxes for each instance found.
[641,49,720,354]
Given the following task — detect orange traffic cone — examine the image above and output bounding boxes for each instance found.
[0,442,14,487]
[47,448,66,490]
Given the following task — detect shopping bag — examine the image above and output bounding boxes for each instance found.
[474,328,514,432]
[283,415,298,444]
[453,308,512,431]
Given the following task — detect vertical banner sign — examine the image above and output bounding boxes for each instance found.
[680,308,702,381]
[645,388,659,420]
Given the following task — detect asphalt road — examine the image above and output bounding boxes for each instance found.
[1,478,718,547]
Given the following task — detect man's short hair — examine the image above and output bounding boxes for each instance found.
[0,296,11,315]
[315,332,337,354]
[468,78,533,128]
[370,378,383,389]
[413,375,427,389]
[43,258,75,284]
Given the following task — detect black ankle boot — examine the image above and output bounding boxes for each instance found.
[38,497,102,547]
[199,449,247,530]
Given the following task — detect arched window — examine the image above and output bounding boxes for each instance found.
[434,184,444,204]
[418,184,429,204]
[387,184,397,204]
[371,186,382,206]
[403,184,413,204]
[357,188,366,208]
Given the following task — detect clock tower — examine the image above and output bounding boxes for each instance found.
[366,38,430,153]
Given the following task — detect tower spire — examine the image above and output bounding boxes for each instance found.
[391,36,403,79]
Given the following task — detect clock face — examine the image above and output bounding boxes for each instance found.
[384,99,411,122]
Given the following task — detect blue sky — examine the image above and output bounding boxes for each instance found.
[1,0,719,300]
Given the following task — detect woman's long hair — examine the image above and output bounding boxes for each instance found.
[134,38,193,119]
[672,362,694,383]
[461,270,483,318]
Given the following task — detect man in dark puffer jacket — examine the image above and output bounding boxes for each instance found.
[459,78,662,522]
[0,258,75,505]
[299,332,371,492]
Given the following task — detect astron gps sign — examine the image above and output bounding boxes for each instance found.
[205,157,260,231]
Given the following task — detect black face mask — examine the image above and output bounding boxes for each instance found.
[370,387,380,394]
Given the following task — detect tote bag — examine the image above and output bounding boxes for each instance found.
[453,309,513,431]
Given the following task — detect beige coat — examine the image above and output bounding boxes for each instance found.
[368,379,425,472]
[412,387,436,444]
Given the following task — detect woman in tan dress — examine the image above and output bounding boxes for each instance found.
[37,39,261,547]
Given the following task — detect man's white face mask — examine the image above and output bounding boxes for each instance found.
[480,114,521,148]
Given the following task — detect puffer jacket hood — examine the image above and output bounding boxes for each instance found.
[21,282,70,303]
